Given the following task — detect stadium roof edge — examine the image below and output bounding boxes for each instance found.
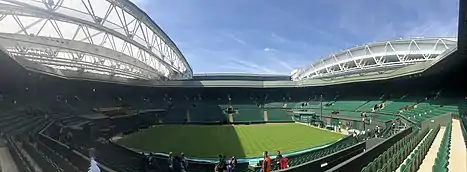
[193,73,290,77]
[295,37,457,70]
[291,37,457,80]
[120,0,192,74]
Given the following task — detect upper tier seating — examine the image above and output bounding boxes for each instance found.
[330,100,369,111]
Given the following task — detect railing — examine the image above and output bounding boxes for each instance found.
[3,136,32,172]
[326,127,414,171]
[22,140,60,172]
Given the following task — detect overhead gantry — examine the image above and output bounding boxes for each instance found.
[0,0,192,80]
[291,38,457,81]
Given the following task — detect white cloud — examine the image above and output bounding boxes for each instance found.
[263,47,274,52]
[336,0,458,41]
[226,33,247,45]
[228,58,280,74]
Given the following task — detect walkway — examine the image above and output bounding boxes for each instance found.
[448,119,467,172]
[396,129,433,171]
[0,139,19,172]
[417,127,445,172]
[294,122,349,135]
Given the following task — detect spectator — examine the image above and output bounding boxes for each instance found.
[228,156,237,172]
[215,154,227,172]
[279,155,289,170]
[168,152,174,172]
[180,152,188,172]
[274,151,282,169]
[375,126,380,138]
[262,151,271,172]
[366,129,371,139]
[140,153,148,172]
[148,153,155,169]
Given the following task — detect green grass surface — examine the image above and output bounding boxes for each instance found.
[116,123,344,158]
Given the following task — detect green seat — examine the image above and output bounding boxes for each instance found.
[265,109,292,121]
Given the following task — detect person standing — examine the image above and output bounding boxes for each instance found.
[262,151,271,172]
[228,156,237,172]
[279,155,289,170]
[140,152,148,172]
[168,152,174,172]
[180,152,188,172]
[274,151,282,170]
[215,154,227,172]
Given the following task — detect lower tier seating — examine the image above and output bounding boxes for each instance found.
[232,108,263,122]
[265,109,291,121]
[361,127,434,172]
[286,136,358,167]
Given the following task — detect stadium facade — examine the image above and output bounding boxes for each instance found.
[0,1,466,172]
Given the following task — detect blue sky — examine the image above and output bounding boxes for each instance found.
[130,0,459,74]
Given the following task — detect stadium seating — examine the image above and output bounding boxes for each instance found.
[165,108,189,123]
[398,126,439,172]
[378,101,416,114]
[189,103,226,122]
[330,100,369,111]
[0,54,466,172]
[263,102,286,108]
[287,136,358,167]
[361,127,433,172]
[432,122,452,172]
[357,100,383,112]
[232,108,264,122]
[264,109,292,121]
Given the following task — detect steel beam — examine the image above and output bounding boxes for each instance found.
[0,0,192,80]
[292,38,457,81]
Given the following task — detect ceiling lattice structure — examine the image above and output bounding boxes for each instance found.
[0,0,192,80]
[291,38,457,81]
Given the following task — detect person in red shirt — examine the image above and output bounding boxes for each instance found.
[279,155,288,169]
[262,151,271,172]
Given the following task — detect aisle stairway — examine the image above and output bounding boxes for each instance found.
[417,127,446,171]
[448,119,467,172]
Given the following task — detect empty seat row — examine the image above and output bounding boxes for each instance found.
[399,126,440,172]
[265,109,292,121]
[361,128,430,172]
[330,100,369,111]
[432,122,452,172]
[287,136,358,167]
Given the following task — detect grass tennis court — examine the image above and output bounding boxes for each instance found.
[116,123,344,158]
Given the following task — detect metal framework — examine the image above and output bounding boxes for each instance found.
[0,0,192,80]
[291,37,457,81]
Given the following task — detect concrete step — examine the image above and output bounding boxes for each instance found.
[417,127,445,172]
[448,119,467,172]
